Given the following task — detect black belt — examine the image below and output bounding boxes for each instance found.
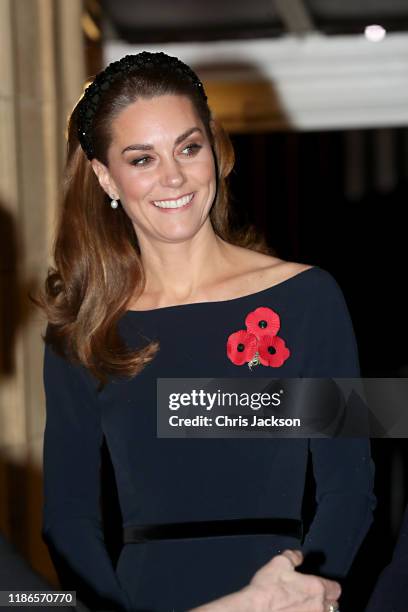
[123,518,302,543]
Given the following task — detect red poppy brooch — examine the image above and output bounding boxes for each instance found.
[227,307,290,369]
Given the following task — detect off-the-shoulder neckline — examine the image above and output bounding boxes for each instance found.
[123,265,319,315]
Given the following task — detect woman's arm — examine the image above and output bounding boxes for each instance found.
[300,269,376,579]
[43,341,130,611]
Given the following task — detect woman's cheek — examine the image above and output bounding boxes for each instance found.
[123,172,155,200]
[198,158,216,186]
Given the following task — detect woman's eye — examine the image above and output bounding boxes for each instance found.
[181,143,202,156]
[130,144,201,166]
[130,156,152,166]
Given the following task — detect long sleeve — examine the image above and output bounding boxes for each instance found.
[300,269,376,579]
[42,342,131,611]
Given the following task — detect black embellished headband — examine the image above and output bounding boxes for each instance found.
[76,51,208,160]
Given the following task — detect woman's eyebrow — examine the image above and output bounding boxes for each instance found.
[121,127,203,154]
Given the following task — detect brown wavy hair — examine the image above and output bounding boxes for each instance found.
[33,63,272,389]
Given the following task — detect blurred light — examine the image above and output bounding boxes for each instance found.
[81,12,101,41]
[364,25,386,42]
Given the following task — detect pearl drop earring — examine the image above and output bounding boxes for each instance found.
[110,198,119,209]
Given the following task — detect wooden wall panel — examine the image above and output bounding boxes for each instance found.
[0,0,85,584]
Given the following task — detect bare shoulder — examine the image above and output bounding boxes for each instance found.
[260,258,314,286]
[226,244,314,293]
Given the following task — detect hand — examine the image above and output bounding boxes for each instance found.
[190,549,341,612]
[247,549,341,612]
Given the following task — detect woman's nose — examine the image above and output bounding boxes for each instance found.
[160,158,185,188]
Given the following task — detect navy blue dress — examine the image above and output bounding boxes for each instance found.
[42,266,376,611]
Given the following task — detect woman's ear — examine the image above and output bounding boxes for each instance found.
[91,159,119,199]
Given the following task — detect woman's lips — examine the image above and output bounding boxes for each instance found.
[151,192,195,213]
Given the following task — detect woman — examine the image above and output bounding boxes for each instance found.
[38,51,375,611]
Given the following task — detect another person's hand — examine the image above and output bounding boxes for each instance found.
[190,549,341,612]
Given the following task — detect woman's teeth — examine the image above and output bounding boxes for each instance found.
[153,193,194,209]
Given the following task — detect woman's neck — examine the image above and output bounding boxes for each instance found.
[137,228,234,306]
